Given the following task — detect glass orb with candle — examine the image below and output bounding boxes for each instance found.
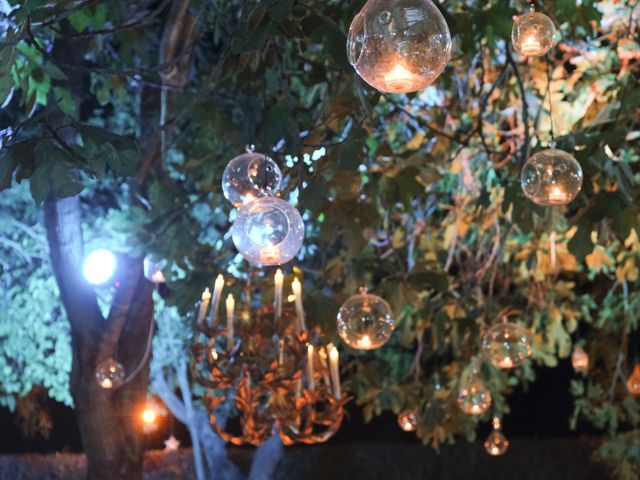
[571,345,589,374]
[397,409,418,432]
[511,8,556,57]
[457,362,492,415]
[347,0,452,94]
[627,363,640,397]
[222,151,282,207]
[143,254,166,284]
[231,196,304,266]
[337,291,396,350]
[484,417,509,456]
[95,358,125,389]
[481,320,532,369]
[521,149,583,206]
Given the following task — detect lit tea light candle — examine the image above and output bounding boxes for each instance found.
[357,334,372,349]
[208,274,224,326]
[260,243,281,264]
[548,186,568,204]
[197,288,212,324]
[329,344,341,399]
[384,62,415,92]
[307,344,315,391]
[274,269,283,322]
[225,293,235,350]
[292,278,306,334]
[498,357,514,369]
[471,404,481,414]
[520,34,541,56]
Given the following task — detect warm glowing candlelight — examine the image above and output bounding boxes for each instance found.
[260,243,281,264]
[274,269,283,322]
[627,363,640,397]
[384,61,415,92]
[549,186,568,204]
[329,344,341,399]
[498,357,514,369]
[521,34,540,56]
[471,404,481,414]
[208,274,224,325]
[225,293,235,350]
[197,288,211,324]
[141,407,156,424]
[357,335,372,349]
[307,344,315,391]
[571,345,589,374]
[292,278,306,334]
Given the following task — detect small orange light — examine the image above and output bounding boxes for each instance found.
[141,407,156,424]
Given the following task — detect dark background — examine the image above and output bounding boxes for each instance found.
[0,358,597,454]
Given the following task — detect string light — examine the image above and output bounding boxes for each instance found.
[337,289,396,350]
[347,0,452,93]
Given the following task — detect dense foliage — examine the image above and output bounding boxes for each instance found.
[1,0,639,477]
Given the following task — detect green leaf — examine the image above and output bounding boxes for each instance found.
[78,125,139,177]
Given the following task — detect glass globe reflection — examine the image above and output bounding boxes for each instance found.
[521,149,583,206]
[222,152,282,207]
[627,363,640,397]
[457,364,492,415]
[143,255,166,284]
[337,291,396,350]
[484,430,509,456]
[231,196,304,266]
[512,10,556,57]
[397,409,418,432]
[482,321,532,369]
[571,345,589,374]
[95,358,125,389]
[347,0,452,93]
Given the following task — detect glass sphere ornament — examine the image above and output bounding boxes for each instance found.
[511,7,556,57]
[347,0,452,94]
[95,358,125,389]
[231,196,304,266]
[222,151,282,207]
[521,149,583,206]
[397,409,418,432]
[481,319,532,369]
[457,362,492,415]
[337,290,396,350]
[143,254,166,283]
[484,418,509,456]
[627,363,640,397]
[571,345,589,374]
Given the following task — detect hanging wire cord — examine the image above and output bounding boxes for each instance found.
[545,54,556,146]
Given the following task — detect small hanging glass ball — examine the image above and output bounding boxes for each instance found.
[397,409,418,432]
[521,149,583,206]
[627,363,640,397]
[457,362,492,415]
[482,320,532,369]
[143,254,166,284]
[347,0,452,94]
[571,345,589,374]
[95,358,125,389]
[512,7,556,57]
[222,151,282,207]
[231,196,304,266]
[337,290,396,350]
[484,418,510,456]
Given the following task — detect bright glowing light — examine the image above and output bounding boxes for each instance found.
[83,249,116,285]
[141,407,157,424]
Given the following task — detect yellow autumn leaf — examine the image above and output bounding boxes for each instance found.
[616,257,639,283]
[585,247,614,273]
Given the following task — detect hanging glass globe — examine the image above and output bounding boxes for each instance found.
[231,196,304,266]
[481,320,532,369]
[484,418,509,456]
[457,362,492,415]
[95,358,125,389]
[521,149,583,206]
[143,254,166,284]
[337,290,396,350]
[571,345,589,374]
[397,409,418,432]
[511,8,556,57]
[627,363,640,397]
[347,0,452,94]
[222,151,282,207]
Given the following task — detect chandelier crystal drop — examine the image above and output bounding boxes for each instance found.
[521,149,583,206]
[482,320,532,369]
[337,290,396,350]
[627,363,640,397]
[231,196,304,266]
[222,151,282,207]
[457,361,492,415]
[571,345,589,374]
[397,408,418,432]
[511,7,556,57]
[347,0,452,94]
[95,358,125,389]
[484,417,509,456]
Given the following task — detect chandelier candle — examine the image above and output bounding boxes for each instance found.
[329,345,341,399]
[197,288,212,325]
[208,274,224,326]
[307,344,315,391]
[225,293,235,350]
[274,269,283,322]
[292,278,306,333]
[318,347,332,390]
